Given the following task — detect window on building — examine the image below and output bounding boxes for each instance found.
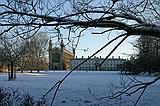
[52,53,60,63]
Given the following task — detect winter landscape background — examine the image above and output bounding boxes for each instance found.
[0,71,160,106]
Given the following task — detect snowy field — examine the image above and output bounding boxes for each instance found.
[0,71,160,106]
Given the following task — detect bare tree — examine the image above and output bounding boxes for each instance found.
[21,32,49,71]
[0,35,24,80]
[0,0,160,105]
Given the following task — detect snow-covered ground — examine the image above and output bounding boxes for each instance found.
[0,71,160,106]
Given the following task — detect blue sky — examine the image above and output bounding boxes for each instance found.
[46,26,138,59]
[73,30,138,59]
[0,0,139,59]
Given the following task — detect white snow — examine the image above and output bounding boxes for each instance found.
[0,71,160,106]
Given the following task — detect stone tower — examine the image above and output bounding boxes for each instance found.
[48,39,75,70]
[49,39,52,69]
[60,39,64,70]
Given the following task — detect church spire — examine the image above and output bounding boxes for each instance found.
[49,39,53,70]
[73,48,75,58]
[60,39,65,48]
[49,39,52,50]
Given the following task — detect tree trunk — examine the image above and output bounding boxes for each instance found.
[8,64,11,80]
[10,61,14,80]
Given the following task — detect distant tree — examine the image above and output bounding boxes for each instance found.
[119,56,139,75]
[133,36,160,74]
[0,35,24,80]
[21,32,49,71]
[0,49,6,72]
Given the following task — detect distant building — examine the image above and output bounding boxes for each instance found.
[49,40,75,70]
[70,56,126,71]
